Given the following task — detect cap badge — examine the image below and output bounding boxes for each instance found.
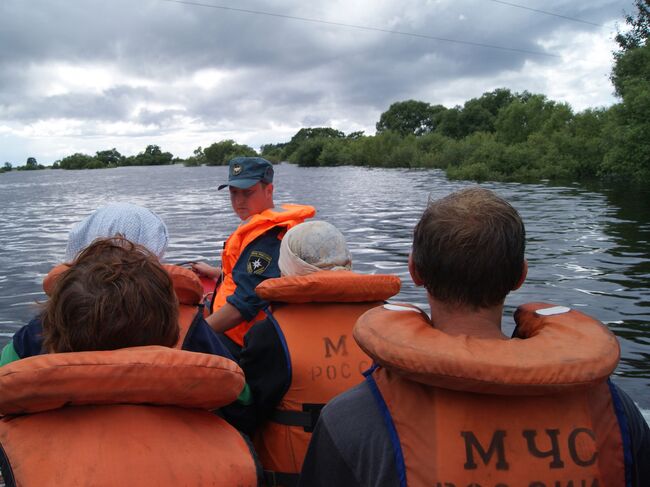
[232,163,242,176]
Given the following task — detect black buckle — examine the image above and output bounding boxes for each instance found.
[302,403,324,433]
[263,470,299,487]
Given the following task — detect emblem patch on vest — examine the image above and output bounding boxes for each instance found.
[247,251,272,275]
[232,163,242,176]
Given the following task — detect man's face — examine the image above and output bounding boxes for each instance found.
[229,182,274,220]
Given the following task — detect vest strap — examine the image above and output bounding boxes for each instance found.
[270,403,324,432]
[0,441,16,487]
[263,469,299,487]
[205,275,221,315]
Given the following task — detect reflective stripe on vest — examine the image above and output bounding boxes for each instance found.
[213,203,316,346]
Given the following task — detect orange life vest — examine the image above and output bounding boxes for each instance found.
[0,346,259,486]
[213,204,316,346]
[354,302,628,487]
[253,270,401,485]
[43,263,205,349]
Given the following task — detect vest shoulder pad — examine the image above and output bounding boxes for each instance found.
[161,264,203,305]
[42,264,69,295]
[354,302,620,395]
[256,270,401,303]
[0,346,244,415]
[43,264,203,306]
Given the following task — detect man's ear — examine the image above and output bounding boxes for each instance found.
[513,260,528,290]
[408,254,424,286]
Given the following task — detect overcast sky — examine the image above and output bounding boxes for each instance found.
[0,0,634,164]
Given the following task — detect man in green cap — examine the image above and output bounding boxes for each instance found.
[193,157,315,357]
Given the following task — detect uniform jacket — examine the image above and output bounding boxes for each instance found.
[213,204,315,347]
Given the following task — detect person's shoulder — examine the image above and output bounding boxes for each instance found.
[236,227,283,275]
[244,317,277,342]
[610,382,647,428]
[320,381,381,437]
[316,381,399,486]
[12,316,44,358]
[258,225,284,241]
[241,317,283,360]
[241,226,283,253]
[182,316,234,359]
[0,342,20,366]
[610,382,650,486]
[326,380,374,407]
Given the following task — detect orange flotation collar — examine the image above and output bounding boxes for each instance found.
[214,203,316,345]
[0,346,244,415]
[255,270,401,303]
[43,263,203,306]
[354,302,620,395]
[220,204,316,276]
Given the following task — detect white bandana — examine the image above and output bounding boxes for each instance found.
[278,221,352,277]
[64,203,169,262]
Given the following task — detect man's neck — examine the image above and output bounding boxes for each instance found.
[427,296,507,339]
[239,204,276,223]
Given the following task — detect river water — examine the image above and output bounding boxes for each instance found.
[1,164,649,413]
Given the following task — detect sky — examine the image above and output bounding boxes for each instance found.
[0,0,635,165]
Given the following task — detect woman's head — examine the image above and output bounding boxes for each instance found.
[65,203,169,262]
[278,221,352,276]
[44,237,179,353]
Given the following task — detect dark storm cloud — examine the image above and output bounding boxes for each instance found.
[0,86,154,123]
[0,0,618,72]
[0,0,633,140]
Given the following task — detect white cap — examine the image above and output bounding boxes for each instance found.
[65,203,169,262]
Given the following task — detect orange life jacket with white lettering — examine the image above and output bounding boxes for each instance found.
[43,264,205,349]
[0,346,260,486]
[214,204,316,346]
[354,302,628,487]
[253,271,401,486]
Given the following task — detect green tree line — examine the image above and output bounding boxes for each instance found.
[1,139,260,172]
[1,157,45,173]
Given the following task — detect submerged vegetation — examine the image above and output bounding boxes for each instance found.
[4,2,648,185]
[260,94,618,183]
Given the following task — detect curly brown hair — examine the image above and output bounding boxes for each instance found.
[43,236,179,353]
[412,186,526,309]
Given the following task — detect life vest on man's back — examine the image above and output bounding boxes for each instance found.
[354,302,629,487]
[43,264,205,349]
[0,346,259,486]
[213,204,316,346]
[253,270,401,486]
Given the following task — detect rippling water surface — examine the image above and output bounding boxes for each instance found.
[1,164,649,409]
